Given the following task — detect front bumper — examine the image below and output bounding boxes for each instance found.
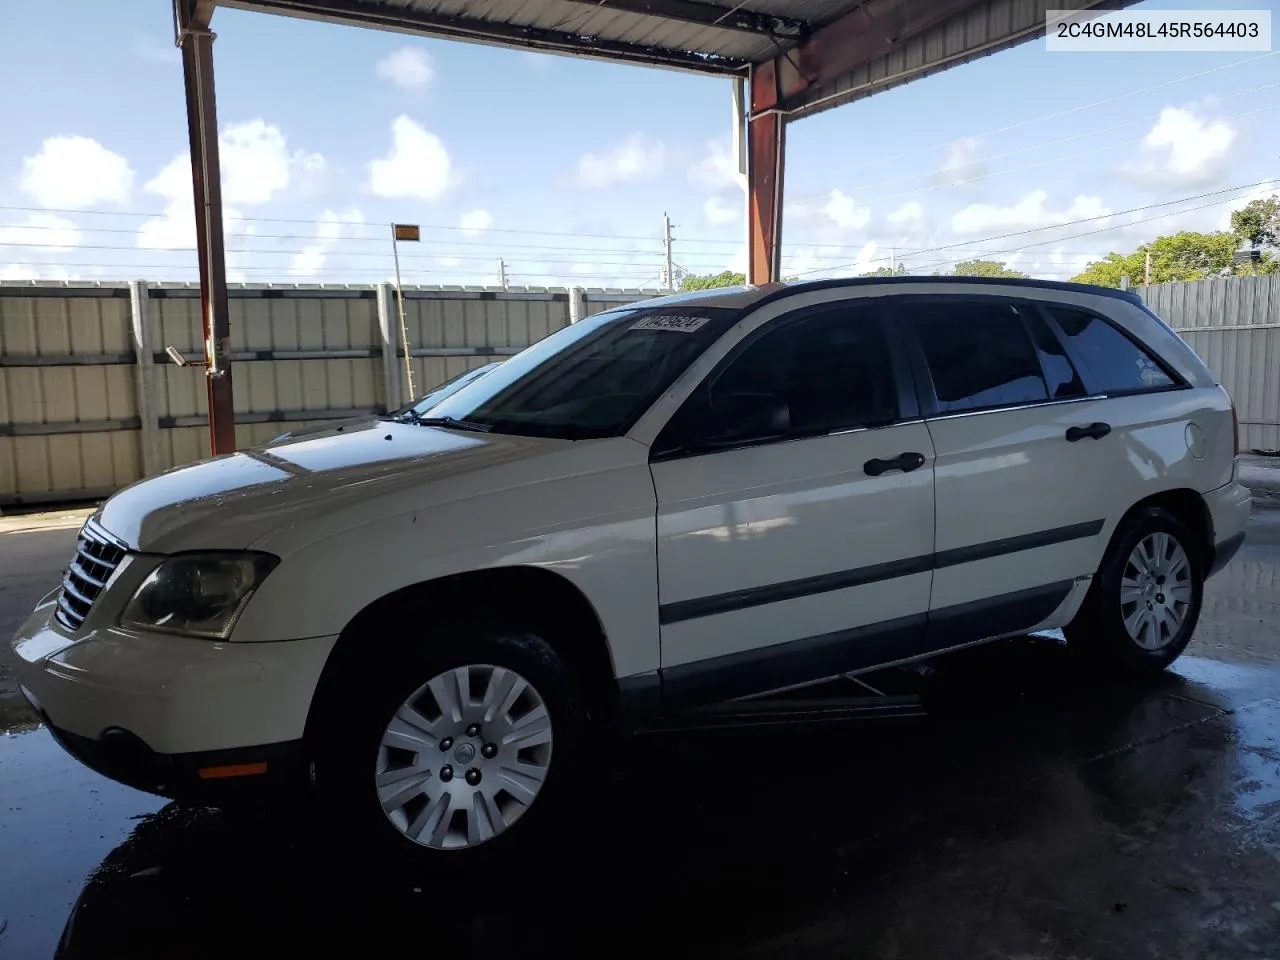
[11,600,337,798]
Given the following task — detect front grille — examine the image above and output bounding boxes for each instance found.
[55,520,127,631]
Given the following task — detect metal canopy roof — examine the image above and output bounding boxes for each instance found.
[218,0,1102,118]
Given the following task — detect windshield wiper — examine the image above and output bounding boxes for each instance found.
[411,415,492,433]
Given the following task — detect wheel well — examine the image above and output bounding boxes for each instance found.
[1115,488,1213,566]
[304,567,618,748]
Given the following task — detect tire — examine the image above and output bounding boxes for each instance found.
[1065,506,1205,674]
[314,618,587,877]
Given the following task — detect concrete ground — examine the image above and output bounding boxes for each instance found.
[1,488,1278,958]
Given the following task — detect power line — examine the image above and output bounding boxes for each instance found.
[791,177,1279,277]
[790,99,1280,209]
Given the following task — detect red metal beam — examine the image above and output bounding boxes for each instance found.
[176,0,236,456]
[746,61,784,286]
[771,0,979,112]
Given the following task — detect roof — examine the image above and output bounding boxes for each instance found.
[633,276,1143,310]
[217,0,1122,119]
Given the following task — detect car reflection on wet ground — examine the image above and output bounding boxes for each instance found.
[3,638,1279,960]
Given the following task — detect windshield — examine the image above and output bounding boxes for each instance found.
[419,305,741,439]
[395,362,502,420]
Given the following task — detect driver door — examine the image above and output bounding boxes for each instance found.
[649,299,937,707]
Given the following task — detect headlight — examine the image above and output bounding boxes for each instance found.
[120,552,278,639]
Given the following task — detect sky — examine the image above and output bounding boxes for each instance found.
[0,0,1278,289]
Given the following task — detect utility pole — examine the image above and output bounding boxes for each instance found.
[890,247,897,274]
[662,212,674,291]
[498,258,508,290]
[390,223,418,399]
[1144,248,1152,285]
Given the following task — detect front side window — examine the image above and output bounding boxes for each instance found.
[655,303,899,456]
[1047,306,1177,393]
[904,299,1049,414]
[420,306,740,439]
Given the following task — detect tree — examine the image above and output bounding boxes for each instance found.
[679,271,745,292]
[951,259,1027,278]
[1231,195,1280,250]
[858,264,906,277]
[1071,230,1255,287]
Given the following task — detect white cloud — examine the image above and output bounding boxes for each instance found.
[934,137,986,189]
[822,190,871,231]
[459,208,493,235]
[727,244,748,275]
[887,201,924,227]
[0,213,82,252]
[1121,107,1236,188]
[0,262,80,282]
[20,136,134,208]
[951,190,1111,235]
[375,47,434,90]
[290,207,365,277]
[367,115,452,201]
[219,120,294,205]
[689,139,743,191]
[576,134,665,189]
[703,196,740,225]
[134,33,179,64]
[137,154,249,250]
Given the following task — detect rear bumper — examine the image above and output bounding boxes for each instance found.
[1204,475,1252,578]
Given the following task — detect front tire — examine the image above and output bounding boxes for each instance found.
[1065,506,1204,673]
[315,621,586,875]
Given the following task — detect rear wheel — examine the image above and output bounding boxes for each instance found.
[1065,506,1204,673]
[315,621,586,875]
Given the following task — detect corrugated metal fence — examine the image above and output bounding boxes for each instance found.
[0,282,652,505]
[4,276,1278,504]
[1137,274,1280,453]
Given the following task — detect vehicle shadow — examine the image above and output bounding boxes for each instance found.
[53,636,1234,960]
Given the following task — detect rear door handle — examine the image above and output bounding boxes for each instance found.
[864,452,926,477]
[1065,422,1112,442]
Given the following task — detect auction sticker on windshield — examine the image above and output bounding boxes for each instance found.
[630,314,712,332]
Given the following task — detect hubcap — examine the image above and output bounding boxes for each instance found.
[375,664,553,850]
[1120,532,1193,651]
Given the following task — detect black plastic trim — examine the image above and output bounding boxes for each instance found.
[659,580,1073,711]
[750,276,1145,316]
[1208,530,1246,578]
[40,721,307,803]
[659,554,933,625]
[933,519,1104,570]
[658,520,1103,625]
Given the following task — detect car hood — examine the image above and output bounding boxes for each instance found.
[97,419,573,553]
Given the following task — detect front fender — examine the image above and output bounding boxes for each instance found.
[230,461,660,679]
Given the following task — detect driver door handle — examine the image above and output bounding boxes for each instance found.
[1065,421,1111,442]
[864,451,926,477]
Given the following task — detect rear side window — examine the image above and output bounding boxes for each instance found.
[1046,307,1176,393]
[904,300,1049,413]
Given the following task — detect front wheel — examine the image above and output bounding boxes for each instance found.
[1065,506,1204,673]
[316,622,587,875]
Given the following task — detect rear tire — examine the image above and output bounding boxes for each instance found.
[1065,506,1204,674]
[314,619,587,877]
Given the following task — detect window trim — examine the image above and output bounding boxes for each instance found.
[896,294,1068,419]
[1035,302,1190,399]
[649,298,919,463]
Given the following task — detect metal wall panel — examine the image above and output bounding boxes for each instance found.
[0,288,141,503]
[1139,275,1280,452]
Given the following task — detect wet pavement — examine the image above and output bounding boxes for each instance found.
[3,642,1280,959]
[1,507,1278,958]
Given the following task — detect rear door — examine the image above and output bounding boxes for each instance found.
[649,299,937,706]
[897,295,1113,638]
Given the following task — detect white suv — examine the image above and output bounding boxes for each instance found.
[12,278,1251,868]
